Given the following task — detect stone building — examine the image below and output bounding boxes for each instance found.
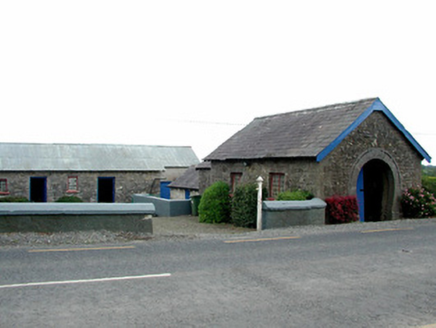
[0,143,199,203]
[168,165,200,199]
[166,162,212,200]
[200,98,431,221]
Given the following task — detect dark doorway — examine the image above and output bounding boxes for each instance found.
[98,177,115,203]
[357,160,394,222]
[30,177,47,202]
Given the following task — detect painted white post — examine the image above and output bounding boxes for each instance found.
[256,176,264,231]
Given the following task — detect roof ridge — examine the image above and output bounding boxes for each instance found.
[0,142,193,149]
[255,97,378,120]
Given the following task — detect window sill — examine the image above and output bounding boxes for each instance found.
[66,190,79,194]
[0,192,10,195]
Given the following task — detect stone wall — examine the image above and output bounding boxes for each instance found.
[0,203,155,233]
[170,188,200,200]
[321,111,422,197]
[199,159,322,197]
[262,198,327,228]
[0,171,165,203]
[198,168,212,195]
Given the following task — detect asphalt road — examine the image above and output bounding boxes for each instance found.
[1,221,436,327]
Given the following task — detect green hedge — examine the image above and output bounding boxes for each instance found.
[198,181,231,224]
[55,195,83,202]
[276,189,314,201]
[231,183,267,228]
[0,196,29,202]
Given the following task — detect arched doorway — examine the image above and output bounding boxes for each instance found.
[357,159,395,222]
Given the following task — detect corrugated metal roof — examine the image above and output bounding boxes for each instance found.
[0,143,200,171]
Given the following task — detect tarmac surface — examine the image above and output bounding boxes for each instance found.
[152,215,254,235]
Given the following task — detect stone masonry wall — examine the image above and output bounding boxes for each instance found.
[0,171,164,203]
[321,111,423,197]
[198,169,212,195]
[199,159,322,198]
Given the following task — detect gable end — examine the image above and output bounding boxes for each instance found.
[316,98,431,163]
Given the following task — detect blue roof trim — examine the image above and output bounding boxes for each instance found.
[316,98,431,163]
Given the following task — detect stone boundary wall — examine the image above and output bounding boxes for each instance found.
[0,203,155,233]
[132,194,191,217]
[262,198,327,229]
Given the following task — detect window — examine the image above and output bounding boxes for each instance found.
[269,173,285,199]
[230,173,242,194]
[67,176,79,193]
[0,179,9,194]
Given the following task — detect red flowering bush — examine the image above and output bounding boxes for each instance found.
[401,187,436,218]
[325,195,358,224]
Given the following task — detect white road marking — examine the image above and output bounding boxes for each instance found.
[0,273,171,289]
[224,236,300,243]
[361,227,413,234]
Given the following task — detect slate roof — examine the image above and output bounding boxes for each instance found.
[195,161,211,170]
[205,98,431,163]
[0,143,200,171]
[168,165,199,190]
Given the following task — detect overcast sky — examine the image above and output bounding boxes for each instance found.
[1,1,435,163]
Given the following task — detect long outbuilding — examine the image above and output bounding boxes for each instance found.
[0,143,199,202]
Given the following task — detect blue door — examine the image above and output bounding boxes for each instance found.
[357,169,365,222]
[160,181,171,199]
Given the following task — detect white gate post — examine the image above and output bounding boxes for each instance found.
[256,176,264,231]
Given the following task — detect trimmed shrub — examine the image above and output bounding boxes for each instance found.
[55,195,83,202]
[401,187,436,218]
[198,181,231,224]
[325,195,358,224]
[277,189,314,201]
[231,183,267,228]
[0,196,29,202]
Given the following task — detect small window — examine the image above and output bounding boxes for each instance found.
[0,179,9,194]
[230,173,242,194]
[67,176,79,193]
[269,173,285,199]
